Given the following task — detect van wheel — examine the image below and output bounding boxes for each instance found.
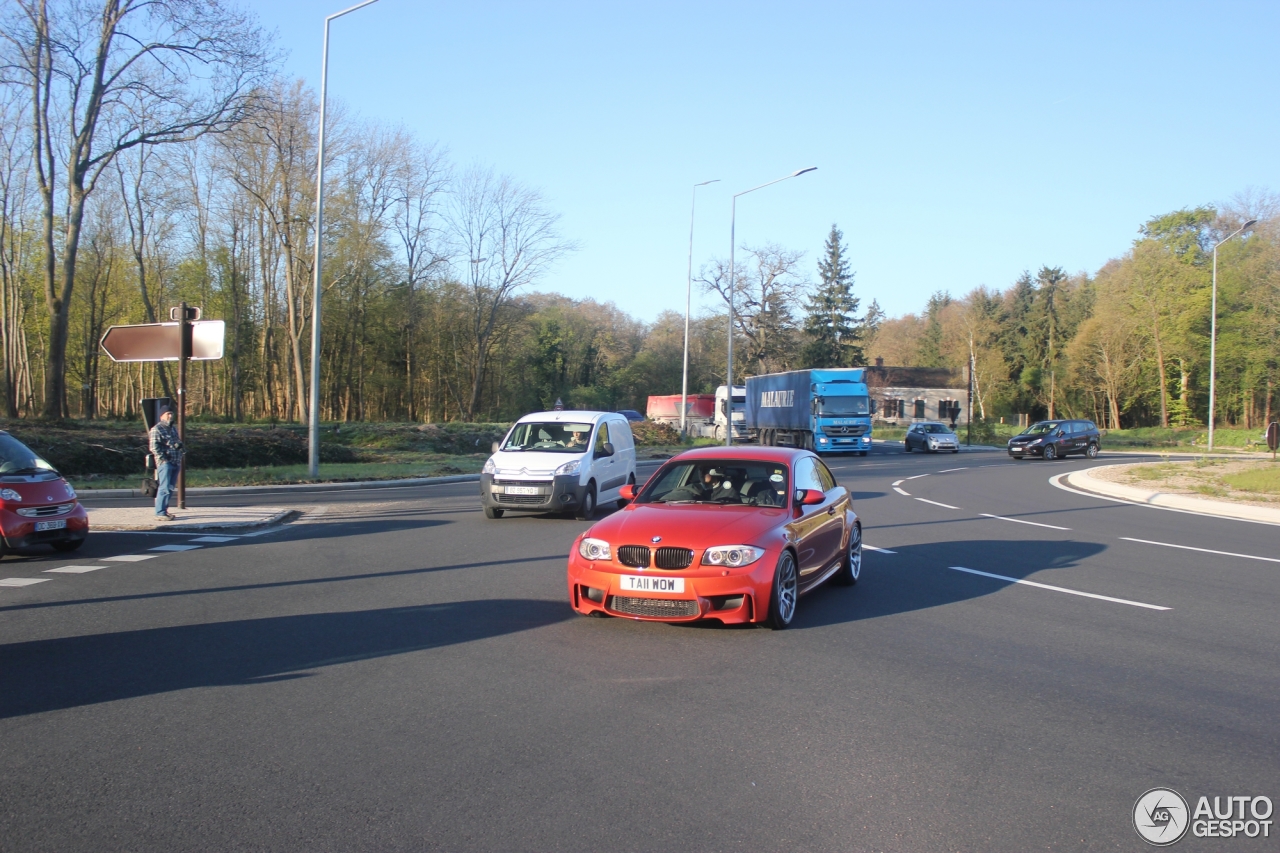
[484,506,504,519]
[575,483,597,521]
[617,474,636,509]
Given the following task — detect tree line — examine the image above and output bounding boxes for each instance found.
[0,2,1274,430]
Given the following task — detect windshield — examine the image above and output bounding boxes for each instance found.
[640,459,789,507]
[819,395,870,416]
[0,433,58,475]
[1021,422,1062,436]
[501,421,593,453]
[921,424,951,434]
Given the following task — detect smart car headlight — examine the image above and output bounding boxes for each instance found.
[554,459,581,476]
[0,488,21,502]
[578,537,612,561]
[701,545,765,567]
[64,482,76,499]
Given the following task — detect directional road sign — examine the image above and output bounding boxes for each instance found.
[99,320,225,362]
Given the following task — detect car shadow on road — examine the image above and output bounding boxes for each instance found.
[795,538,1111,629]
[0,598,571,719]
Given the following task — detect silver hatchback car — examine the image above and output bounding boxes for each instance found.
[904,422,960,453]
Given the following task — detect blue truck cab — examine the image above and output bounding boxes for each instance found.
[745,368,875,456]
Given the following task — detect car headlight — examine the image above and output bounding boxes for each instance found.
[64,482,76,499]
[1,488,21,502]
[578,537,612,561]
[554,459,581,476]
[482,457,497,474]
[1028,438,1043,446]
[701,545,765,567]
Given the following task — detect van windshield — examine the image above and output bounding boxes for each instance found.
[0,433,59,475]
[501,421,593,453]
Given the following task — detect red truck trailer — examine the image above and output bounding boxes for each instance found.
[646,394,717,427]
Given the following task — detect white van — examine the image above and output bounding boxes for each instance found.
[481,410,637,520]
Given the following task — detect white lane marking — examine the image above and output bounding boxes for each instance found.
[938,467,969,473]
[864,545,898,554]
[1120,537,1280,564]
[0,577,52,587]
[948,566,1170,611]
[891,480,905,486]
[980,513,1070,531]
[915,498,960,509]
[905,474,930,480]
[189,535,238,543]
[1048,472,1280,527]
[239,527,280,538]
[893,487,910,496]
[149,544,202,552]
[44,565,108,574]
[101,554,158,562]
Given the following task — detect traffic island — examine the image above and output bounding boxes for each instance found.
[1064,462,1280,524]
[87,505,299,532]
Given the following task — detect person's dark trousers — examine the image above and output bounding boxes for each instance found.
[155,461,175,516]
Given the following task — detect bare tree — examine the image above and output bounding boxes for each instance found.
[450,167,576,418]
[699,243,807,374]
[0,0,276,417]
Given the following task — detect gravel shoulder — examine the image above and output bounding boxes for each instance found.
[1087,457,1280,509]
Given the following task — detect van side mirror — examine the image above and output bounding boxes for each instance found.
[619,484,636,501]
[596,441,615,458]
[492,441,500,453]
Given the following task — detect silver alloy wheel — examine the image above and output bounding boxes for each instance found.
[848,524,861,581]
[1086,443,1099,459]
[774,551,798,625]
[1043,444,1057,460]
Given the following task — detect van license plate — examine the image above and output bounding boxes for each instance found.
[619,575,684,593]
[35,519,67,531]
[506,486,539,495]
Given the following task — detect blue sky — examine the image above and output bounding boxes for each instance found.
[261,1,1280,322]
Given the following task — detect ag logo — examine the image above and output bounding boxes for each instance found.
[1134,788,1190,846]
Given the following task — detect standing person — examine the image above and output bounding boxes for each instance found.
[149,407,184,520]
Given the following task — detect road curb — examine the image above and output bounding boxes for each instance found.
[76,474,482,499]
[1059,464,1280,525]
[91,508,301,532]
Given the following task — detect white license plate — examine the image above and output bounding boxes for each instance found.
[35,519,67,531]
[506,486,540,495]
[619,575,684,593]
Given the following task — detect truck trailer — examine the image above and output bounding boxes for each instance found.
[745,368,875,455]
[646,394,717,429]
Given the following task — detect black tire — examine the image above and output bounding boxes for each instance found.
[483,506,504,519]
[832,523,861,586]
[51,540,84,552]
[858,450,868,457]
[1043,444,1058,461]
[952,447,959,453]
[617,473,636,509]
[764,550,799,630]
[575,483,597,521]
[903,439,912,452]
[1086,443,1099,459]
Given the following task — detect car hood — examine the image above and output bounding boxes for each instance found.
[587,503,787,548]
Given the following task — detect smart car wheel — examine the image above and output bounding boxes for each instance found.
[1086,443,1099,459]
[1043,444,1058,461]
[575,483,596,521]
[833,523,861,586]
[765,550,799,630]
[484,506,504,519]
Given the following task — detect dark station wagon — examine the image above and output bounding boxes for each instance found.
[1007,420,1101,461]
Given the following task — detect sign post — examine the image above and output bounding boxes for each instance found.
[1267,421,1278,462]
[101,310,223,510]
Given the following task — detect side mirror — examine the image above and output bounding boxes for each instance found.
[600,441,615,457]
[870,399,879,414]
[619,484,636,501]
[491,441,501,453]
[793,488,825,506]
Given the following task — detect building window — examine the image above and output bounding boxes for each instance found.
[914,399,925,420]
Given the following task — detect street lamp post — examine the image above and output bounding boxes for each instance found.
[682,179,719,437]
[726,167,817,446]
[1208,218,1256,451]
[309,0,382,479]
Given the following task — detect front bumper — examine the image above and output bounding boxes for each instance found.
[480,473,586,513]
[0,504,89,549]
[816,434,872,452]
[1008,444,1043,457]
[566,547,778,625]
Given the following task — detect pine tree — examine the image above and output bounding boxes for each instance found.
[802,225,863,367]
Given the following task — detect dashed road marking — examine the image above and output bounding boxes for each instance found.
[149,544,202,552]
[189,535,239,543]
[904,474,930,480]
[893,486,910,496]
[980,513,1070,531]
[44,565,108,574]
[891,480,905,486]
[938,467,969,473]
[915,498,960,509]
[948,566,1170,611]
[864,545,898,554]
[101,554,158,562]
[0,578,52,587]
[1120,537,1280,564]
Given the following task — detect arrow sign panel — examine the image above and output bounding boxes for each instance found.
[100,320,225,362]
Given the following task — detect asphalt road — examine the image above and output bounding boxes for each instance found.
[2,446,1276,851]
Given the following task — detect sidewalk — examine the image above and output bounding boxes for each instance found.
[1062,465,1280,524]
[88,505,298,532]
